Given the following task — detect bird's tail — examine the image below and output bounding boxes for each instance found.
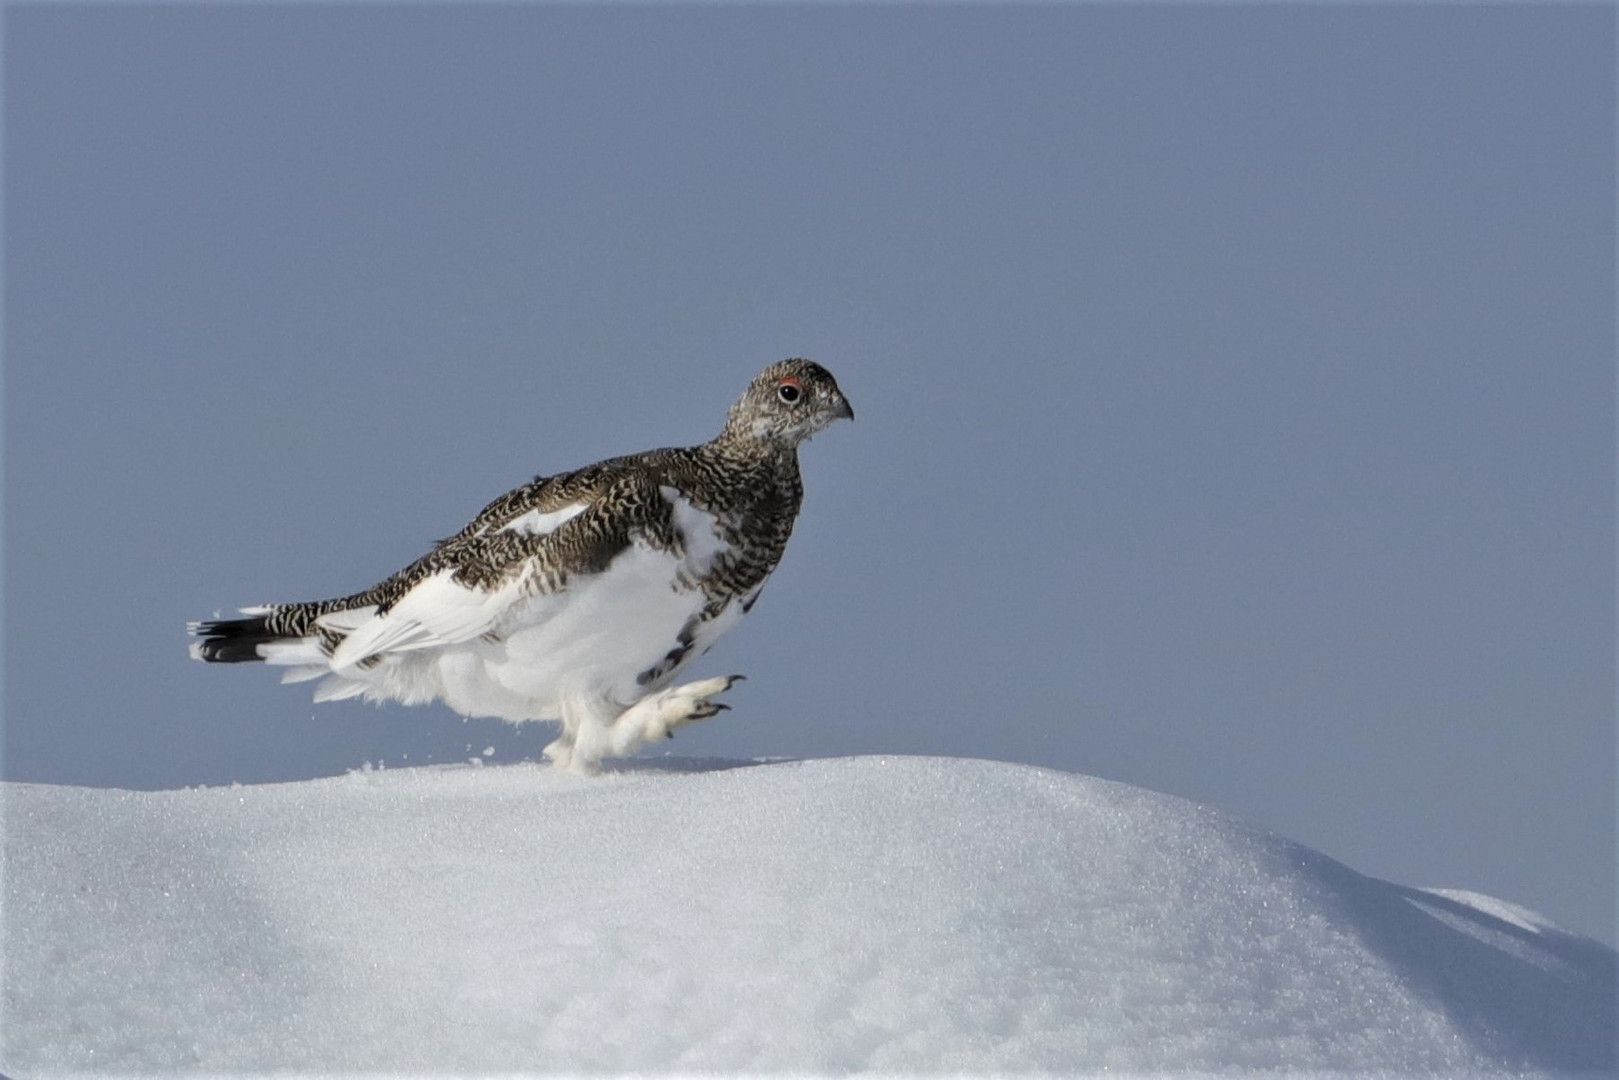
[189,599,427,705]
[186,595,391,696]
[187,609,283,664]
[188,600,360,675]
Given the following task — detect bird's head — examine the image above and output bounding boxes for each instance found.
[722,359,854,449]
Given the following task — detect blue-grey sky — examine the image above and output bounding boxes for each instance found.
[5,7,1613,944]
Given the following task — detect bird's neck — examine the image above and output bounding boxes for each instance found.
[709,429,798,470]
[703,433,802,506]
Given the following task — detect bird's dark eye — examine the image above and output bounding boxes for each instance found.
[777,382,802,404]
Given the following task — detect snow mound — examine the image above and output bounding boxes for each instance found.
[3,756,1613,1075]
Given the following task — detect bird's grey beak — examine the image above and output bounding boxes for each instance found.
[835,395,854,422]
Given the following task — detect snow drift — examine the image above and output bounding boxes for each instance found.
[3,755,1613,1075]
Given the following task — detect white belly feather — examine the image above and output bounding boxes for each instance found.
[282,489,747,724]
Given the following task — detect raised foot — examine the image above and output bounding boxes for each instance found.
[609,674,746,750]
[654,674,745,736]
[558,676,749,771]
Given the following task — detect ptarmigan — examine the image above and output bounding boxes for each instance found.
[189,359,853,772]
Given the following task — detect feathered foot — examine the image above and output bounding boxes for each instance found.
[631,675,746,742]
[542,734,576,772]
[551,676,745,774]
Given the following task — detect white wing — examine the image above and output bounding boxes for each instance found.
[327,568,528,673]
[324,500,589,672]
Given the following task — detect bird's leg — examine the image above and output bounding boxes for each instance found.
[542,698,586,771]
[608,675,745,753]
[549,697,611,775]
[541,732,574,772]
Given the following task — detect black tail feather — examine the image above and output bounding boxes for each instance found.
[189,615,278,663]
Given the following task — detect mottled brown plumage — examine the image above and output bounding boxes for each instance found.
[189,359,852,772]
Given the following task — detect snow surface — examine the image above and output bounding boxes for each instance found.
[3,755,1613,1076]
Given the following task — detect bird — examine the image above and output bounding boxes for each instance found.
[189,359,853,773]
